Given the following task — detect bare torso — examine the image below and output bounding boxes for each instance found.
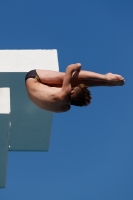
[25,78,71,113]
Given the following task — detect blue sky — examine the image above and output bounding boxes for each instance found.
[0,0,133,199]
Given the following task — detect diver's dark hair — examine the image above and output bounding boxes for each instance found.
[70,84,91,107]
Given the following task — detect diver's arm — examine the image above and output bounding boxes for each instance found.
[61,63,81,96]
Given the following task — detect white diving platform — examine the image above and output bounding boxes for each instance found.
[0,49,59,188]
[0,88,10,188]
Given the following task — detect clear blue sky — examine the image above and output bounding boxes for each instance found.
[0,0,133,199]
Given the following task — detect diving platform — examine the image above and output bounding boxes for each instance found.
[0,49,59,188]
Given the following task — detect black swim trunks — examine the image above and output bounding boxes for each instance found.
[25,70,41,83]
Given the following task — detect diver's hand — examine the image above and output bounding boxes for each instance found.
[67,63,81,74]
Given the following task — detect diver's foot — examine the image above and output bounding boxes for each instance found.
[105,73,125,86]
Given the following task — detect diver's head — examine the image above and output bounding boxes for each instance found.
[70,84,91,107]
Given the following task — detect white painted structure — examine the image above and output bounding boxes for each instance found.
[0,88,10,189]
[0,49,59,188]
[0,88,10,113]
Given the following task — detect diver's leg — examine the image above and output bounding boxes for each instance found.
[36,65,125,87]
[71,70,125,87]
[36,69,64,87]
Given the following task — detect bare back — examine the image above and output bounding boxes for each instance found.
[25,78,71,113]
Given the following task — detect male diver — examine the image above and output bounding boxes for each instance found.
[25,63,125,113]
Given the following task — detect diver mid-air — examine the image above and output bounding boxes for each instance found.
[25,63,125,113]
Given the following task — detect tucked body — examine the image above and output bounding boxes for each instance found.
[25,63,125,113]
